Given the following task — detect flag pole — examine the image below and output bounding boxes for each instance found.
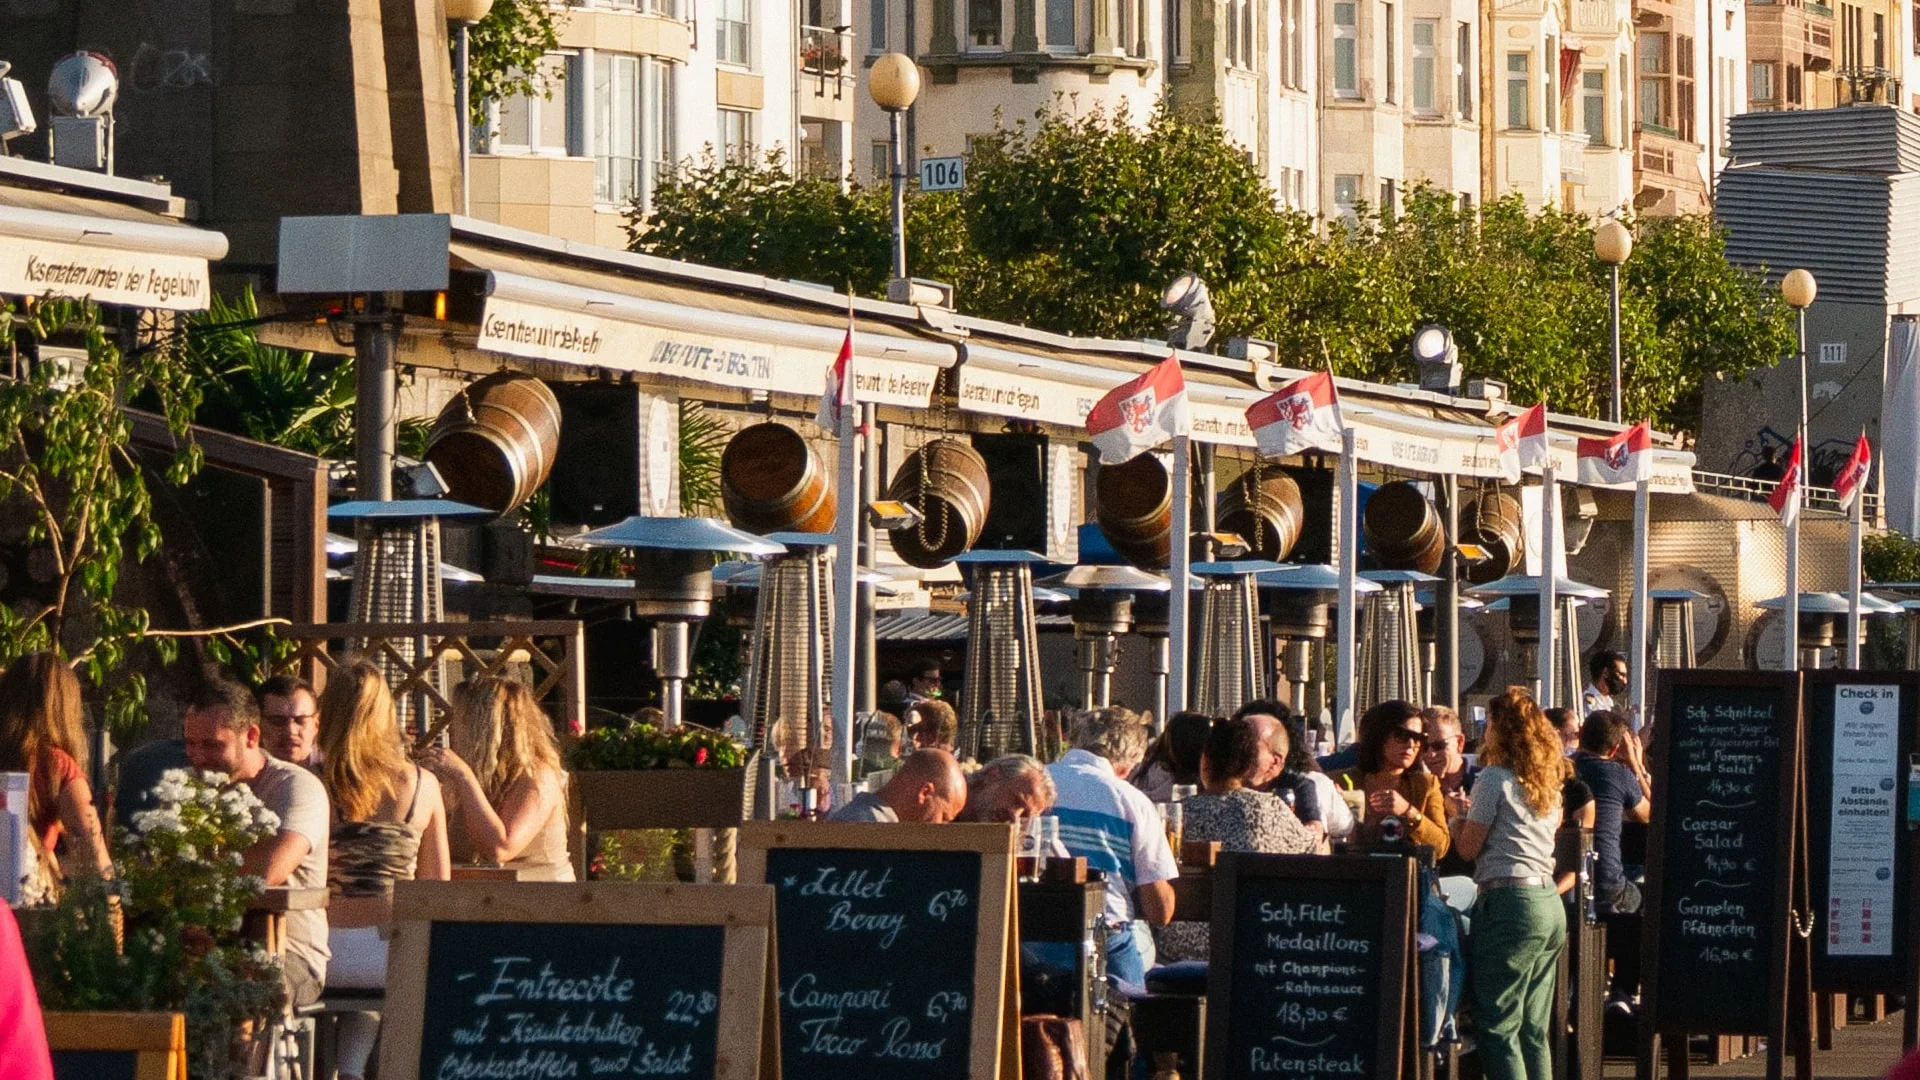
[1167,433,1192,728]
[1848,475,1864,668]
[831,398,858,804]
[1336,426,1358,745]
[1629,477,1650,730]
[1537,464,1559,708]
[1786,446,1801,672]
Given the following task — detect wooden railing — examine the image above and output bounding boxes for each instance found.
[271,620,587,735]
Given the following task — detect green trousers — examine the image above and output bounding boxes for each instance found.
[1469,883,1566,1080]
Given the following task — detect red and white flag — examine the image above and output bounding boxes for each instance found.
[1086,355,1190,464]
[1575,422,1654,488]
[1834,431,1872,513]
[1246,371,1345,459]
[1495,403,1551,483]
[814,320,854,432]
[1768,438,1802,525]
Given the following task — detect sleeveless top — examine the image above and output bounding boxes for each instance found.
[328,766,425,898]
[448,770,575,882]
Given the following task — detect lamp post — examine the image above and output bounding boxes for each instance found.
[447,0,497,215]
[1781,267,1818,671]
[1594,220,1633,426]
[867,53,920,284]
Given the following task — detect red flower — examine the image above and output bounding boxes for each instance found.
[694,747,709,765]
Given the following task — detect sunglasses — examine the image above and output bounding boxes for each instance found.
[1422,739,1453,752]
[1388,728,1426,745]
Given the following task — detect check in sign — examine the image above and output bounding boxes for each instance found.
[919,156,966,191]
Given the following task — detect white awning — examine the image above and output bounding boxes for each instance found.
[0,203,227,311]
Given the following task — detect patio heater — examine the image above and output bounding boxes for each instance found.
[1756,591,1901,671]
[1359,570,1438,710]
[1416,583,1482,705]
[331,496,493,734]
[1191,561,1284,718]
[955,550,1048,760]
[576,516,786,728]
[1254,565,1383,725]
[1039,564,1171,710]
[727,533,838,763]
[1467,573,1610,709]
[1648,588,1708,670]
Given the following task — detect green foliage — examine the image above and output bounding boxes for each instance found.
[27,771,286,1080]
[465,0,564,131]
[569,722,748,770]
[183,288,356,457]
[678,399,729,515]
[634,103,1795,434]
[1865,530,1920,584]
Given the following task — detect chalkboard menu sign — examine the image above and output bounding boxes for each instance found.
[380,882,779,1080]
[1803,671,1918,995]
[739,822,1020,1080]
[1640,670,1802,1044]
[1203,853,1417,1080]
[43,1012,185,1080]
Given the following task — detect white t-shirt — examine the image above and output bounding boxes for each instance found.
[1306,771,1355,839]
[242,755,331,982]
[1047,749,1180,927]
[1582,683,1616,718]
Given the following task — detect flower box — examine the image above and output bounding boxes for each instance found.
[573,764,756,830]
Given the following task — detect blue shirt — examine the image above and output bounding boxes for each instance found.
[1574,752,1643,895]
[1047,749,1179,927]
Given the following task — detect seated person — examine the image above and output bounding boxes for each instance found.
[1237,701,1327,844]
[959,754,1056,824]
[416,676,574,880]
[1130,711,1210,803]
[1575,709,1651,1012]
[0,655,111,880]
[827,749,965,823]
[259,675,322,769]
[1332,701,1451,858]
[906,699,959,754]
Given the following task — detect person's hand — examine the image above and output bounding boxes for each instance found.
[414,744,473,784]
[1367,790,1412,819]
[1443,788,1472,819]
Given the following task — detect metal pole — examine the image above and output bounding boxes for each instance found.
[1537,465,1559,707]
[1787,309,1806,671]
[1848,472,1864,668]
[1629,478,1651,730]
[832,402,859,801]
[1168,435,1193,725]
[354,297,395,502]
[1336,428,1358,744]
[456,20,473,215]
[1609,264,1623,426]
[888,109,908,282]
[858,403,878,716]
[1438,473,1460,713]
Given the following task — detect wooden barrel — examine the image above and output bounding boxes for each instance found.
[423,372,561,518]
[1459,489,1525,584]
[720,422,837,534]
[1095,454,1172,571]
[1362,480,1446,573]
[1218,470,1305,563]
[885,439,991,568]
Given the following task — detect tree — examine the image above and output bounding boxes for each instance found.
[464,0,564,130]
[633,104,1795,435]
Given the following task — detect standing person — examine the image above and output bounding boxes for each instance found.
[1156,716,1316,962]
[1546,707,1582,757]
[1048,708,1179,987]
[415,676,574,881]
[907,661,945,705]
[259,675,322,768]
[1574,710,1652,1013]
[827,749,966,823]
[1332,701,1450,857]
[1582,651,1629,719]
[0,654,110,879]
[1450,687,1571,1080]
[1131,711,1212,803]
[317,661,450,1080]
[180,677,330,1006]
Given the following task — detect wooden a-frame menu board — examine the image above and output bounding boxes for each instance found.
[379,881,780,1080]
[739,821,1021,1080]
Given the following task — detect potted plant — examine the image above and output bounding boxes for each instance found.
[24,770,288,1080]
[569,721,757,830]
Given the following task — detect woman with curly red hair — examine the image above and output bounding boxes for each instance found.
[1451,686,1571,1080]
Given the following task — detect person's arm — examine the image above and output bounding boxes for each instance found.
[55,776,112,876]
[243,830,312,886]
[415,772,451,882]
[1623,771,1652,824]
[1135,880,1176,926]
[1451,770,1500,862]
[1406,779,1451,858]
[420,749,563,864]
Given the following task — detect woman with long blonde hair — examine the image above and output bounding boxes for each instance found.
[1450,686,1571,1080]
[315,660,448,1080]
[0,653,109,877]
[416,676,573,881]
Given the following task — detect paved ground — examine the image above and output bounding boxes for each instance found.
[1601,1017,1913,1079]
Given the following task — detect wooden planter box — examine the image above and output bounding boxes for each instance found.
[573,761,756,830]
[45,1011,187,1080]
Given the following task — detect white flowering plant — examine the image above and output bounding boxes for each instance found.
[26,769,287,1080]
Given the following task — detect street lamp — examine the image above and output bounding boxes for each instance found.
[1781,267,1818,671]
[1594,220,1633,426]
[447,0,497,215]
[867,52,920,284]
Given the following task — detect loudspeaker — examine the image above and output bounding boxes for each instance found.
[1283,464,1336,565]
[546,382,678,527]
[971,432,1048,552]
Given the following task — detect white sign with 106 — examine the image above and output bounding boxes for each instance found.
[919,156,966,192]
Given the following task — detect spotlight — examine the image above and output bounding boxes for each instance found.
[1162,273,1216,350]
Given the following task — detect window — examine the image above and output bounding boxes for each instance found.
[1751,61,1774,101]
[1379,178,1397,215]
[1582,69,1606,143]
[1411,20,1437,113]
[1226,0,1240,65]
[870,0,886,52]
[1334,2,1359,96]
[1787,63,1802,104]
[1676,34,1695,141]
[1619,51,1629,138]
[1382,3,1396,102]
[1046,0,1074,47]
[1874,13,1886,67]
[717,0,751,65]
[969,0,1001,46]
[1241,0,1255,68]
[871,141,887,179]
[1506,51,1529,129]
[1638,32,1670,131]
[494,54,573,153]
[1457,22,1474,118]
[718,108,752,162]
[1172,0,1190,61]
[1334,173,1361,207]
[1289,0,1305,88]
[592,53,675,206]
[1543,35,1556,131]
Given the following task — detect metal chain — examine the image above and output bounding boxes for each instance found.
[916,369,952,552]
[1790,908,1816,939]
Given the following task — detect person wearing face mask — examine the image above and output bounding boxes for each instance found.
[1582,651,1630,720]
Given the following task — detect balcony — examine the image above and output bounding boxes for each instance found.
[800,25,856,122]
[1805,0,1831,16]
[1570,0,1622,34]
